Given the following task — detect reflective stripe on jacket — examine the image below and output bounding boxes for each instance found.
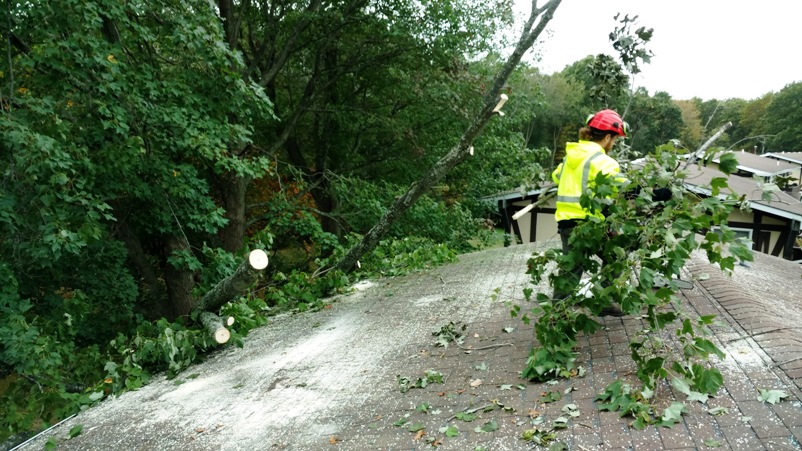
[551,140,622,223]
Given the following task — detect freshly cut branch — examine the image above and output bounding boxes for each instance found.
[200,311,231,344]
[195,249,269,313]
[334,0,563,272]
[685,121,733,168]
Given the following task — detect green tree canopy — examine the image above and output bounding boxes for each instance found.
[764,82,802,151]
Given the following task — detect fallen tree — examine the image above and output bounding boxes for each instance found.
[193,249,269,343]
[334,0,564,273]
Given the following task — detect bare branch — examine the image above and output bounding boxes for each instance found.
[684,121,732,168]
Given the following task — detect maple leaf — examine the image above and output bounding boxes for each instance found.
[413,429,425,441]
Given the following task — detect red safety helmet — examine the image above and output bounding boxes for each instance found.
[585,109,628,137]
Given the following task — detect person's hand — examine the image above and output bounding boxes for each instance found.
[653,187,672,202]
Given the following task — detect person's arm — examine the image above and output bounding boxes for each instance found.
[551,161,564,184]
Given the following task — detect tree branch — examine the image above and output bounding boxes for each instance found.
[684,121,733,168]
[333,0,563,273]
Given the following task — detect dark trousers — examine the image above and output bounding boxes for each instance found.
[553,224,620,301]
[552,226,585,301]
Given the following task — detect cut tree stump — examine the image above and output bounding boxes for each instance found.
[193,249,268,343]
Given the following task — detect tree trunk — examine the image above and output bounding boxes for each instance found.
[195,249,269,313]
[115,219,170,319]
[220,172,251,253]
[334,0,563,272]
[164,235,197,319]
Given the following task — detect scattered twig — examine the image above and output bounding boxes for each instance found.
[456,342,514,351]
[445,403,494,423]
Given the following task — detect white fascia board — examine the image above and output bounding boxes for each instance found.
[750,202,802,222]
[482,187,558,202]
[765,153,802,165]
[683,182,802,222]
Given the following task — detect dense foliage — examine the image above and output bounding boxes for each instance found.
[517,145,753,427]
[0,0,534,443]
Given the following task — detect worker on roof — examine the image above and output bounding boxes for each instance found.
[551,109,668,317]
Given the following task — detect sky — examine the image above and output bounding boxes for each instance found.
[514,0,802,101]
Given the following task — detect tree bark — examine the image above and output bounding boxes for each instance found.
[195,249,269,313]
[334,0,563,272]
[115,219,170,318]
[220,172,251,253]
[685,121,733,168]
[199,311,231,344]
[164,235,196,318]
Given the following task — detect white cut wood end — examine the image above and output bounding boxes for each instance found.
[511,203,534,221]
[469,146,474,156]
[249,249,269,270]
[214,328,231,344]
[356,260,361,268]
[492,93,509,114]
[226,316,235,326]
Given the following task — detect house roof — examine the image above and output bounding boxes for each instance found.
[764,151,802,166]
[712,150,799,177]
[483,164,802,223]
[14,242,802,450]
[683,164,802,221]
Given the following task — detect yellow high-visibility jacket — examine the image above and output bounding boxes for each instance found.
[551,140,622,223]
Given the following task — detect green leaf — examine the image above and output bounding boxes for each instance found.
[499,384,512,390]
[540,391,562,403]
[438,425,460,437]
[694,338,726,359]
[694,367,723,395]
[707,406,729,416]
[45,437,58,451]
[561,404,580,417]
[393,416,410,427]
[717,152,739,175]
[455,412,477,422]
[475,362,488,371]
[408,422,425,432]
[757,389,789,404]
[709,177,729,196]
[416,403,430,413]
[672,377,691,395]
[474,419,498,433]
[69,424,83,438]
[660,402,687,426]
[704,438,723,447]
[425,369,444,384]
[553,416,569,428]
[687,391,709,404]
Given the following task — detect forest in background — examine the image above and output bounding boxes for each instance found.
[1,0,801,444]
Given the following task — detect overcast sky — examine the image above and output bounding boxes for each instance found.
[515,0,801,101]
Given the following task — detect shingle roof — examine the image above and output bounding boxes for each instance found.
[765,151,802,165]
[713,150,799,177]
[683,164,802,220]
